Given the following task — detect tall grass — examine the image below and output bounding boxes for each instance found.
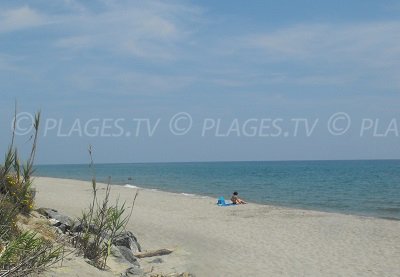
[0,107,64,276]
[74,146,139,269]
[0,231,63,277]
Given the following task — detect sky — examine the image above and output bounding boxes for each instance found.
[0,0,399,164]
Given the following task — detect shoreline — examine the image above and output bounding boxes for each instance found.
[33,175,400,221]
[33,176,400,276]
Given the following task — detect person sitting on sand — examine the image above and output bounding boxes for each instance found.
[231,191,247,204]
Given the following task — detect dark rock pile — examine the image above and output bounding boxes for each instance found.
[37,207,194,277]
[37,208,144,276]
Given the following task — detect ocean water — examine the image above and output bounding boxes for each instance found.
[34,160,400,220]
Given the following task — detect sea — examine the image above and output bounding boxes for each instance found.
[34,160,400,220]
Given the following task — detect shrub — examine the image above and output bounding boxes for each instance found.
[3,175,34,214]
[0,196,19,241]
[0,110,39,214]
[0,108,65,276]
[74,146,138,269]
[0,231,63,276]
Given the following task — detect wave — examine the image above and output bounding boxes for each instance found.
[124,184,139,189]
[180,193,196,197]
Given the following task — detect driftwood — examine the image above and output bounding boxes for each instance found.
[134,248,173,258]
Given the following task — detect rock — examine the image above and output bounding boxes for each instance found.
[49,218,59,226]
[111,245,123,258]
[55,227,64,235]
[71,223,83,233]
[122,266,144,277]
[71,223,97,233]
[149,257,163,264]
[111,245,140,267]
[113,231,141,253]
[38,208,74,230]
[58,224,68,233]
[46,209,73,226]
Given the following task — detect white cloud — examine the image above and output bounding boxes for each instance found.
[0,6,46,33]
[204,21,400,89]
[240,22,400,68]
[3,1,400,93]
[52,0,202,60]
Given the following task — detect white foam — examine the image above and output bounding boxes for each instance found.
[180,193,196,197]
[124,184,139,189]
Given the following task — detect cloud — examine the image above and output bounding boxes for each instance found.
[2,1,400,95]
[204,21,400,89]
[52,0,202,60]
[239,22,400,68]
[0,1,204,99]
[0,6,46,33]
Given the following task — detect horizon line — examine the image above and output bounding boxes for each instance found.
[35,158,400,167]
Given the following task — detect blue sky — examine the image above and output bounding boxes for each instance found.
[0,0,399,164]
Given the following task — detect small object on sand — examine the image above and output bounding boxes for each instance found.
[149,257,163,264]
[217,197,235,206]
[217,197,225,206]
[134,249,173,258]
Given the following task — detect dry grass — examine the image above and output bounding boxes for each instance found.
[16,214,58,241]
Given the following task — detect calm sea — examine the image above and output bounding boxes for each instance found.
[34,160,400,220]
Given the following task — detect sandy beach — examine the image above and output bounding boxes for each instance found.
[33,177,400,277]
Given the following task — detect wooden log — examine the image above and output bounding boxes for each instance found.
[134,248,173,258]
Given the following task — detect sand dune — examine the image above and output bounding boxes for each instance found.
[34,177,400,276]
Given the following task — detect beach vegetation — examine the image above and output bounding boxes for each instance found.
[0,108,64,276]
[73,145,139,270]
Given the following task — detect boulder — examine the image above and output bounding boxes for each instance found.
[58,223,68,233]
[71,223,97,234]
[37,208,74,232]
[113,231,141,253]
[111,245,140,267]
